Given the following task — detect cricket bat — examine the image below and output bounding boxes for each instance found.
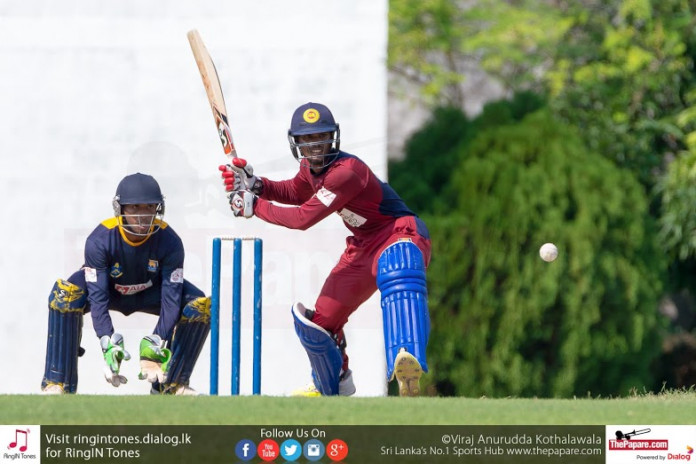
[187,29,237,160]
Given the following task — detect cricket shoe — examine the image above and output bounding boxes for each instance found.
[150,384,201,396]
[41,383,66,395]
[394,349,422,397]
[291,369,356,397]
[170,385,201,396]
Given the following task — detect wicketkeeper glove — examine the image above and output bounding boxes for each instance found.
[219,159,263,195]
[100,333,131,387]
[138,334,172,384]
[229,190,257,218]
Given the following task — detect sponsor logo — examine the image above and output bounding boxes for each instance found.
[1,426,38,461]
[608,440,669,451]
[114,280,153,295]
[316,187,336,207]
[338,208,367,227]
[170,268,184,283]
[84,267,97,283]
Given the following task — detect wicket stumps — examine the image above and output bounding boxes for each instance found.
[210,236,262,395]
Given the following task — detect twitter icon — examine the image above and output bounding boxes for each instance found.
[280,439,302,461]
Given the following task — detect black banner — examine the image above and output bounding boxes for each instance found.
[40,425,604,463]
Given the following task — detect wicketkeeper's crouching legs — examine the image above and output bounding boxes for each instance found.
[41,279,86,394]
[378,239,430,397]
[143,296,211,395]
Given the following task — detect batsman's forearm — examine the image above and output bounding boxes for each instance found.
[259,177,310,205]
[254,198,333,231]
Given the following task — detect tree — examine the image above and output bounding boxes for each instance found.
[388,0,569,107]
[424,110,666,397]
[547,0,695,188]
[390,92,546,215]
[388,106,470,215]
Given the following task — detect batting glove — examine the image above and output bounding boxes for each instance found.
[138,334,172,384]
[229,190,257,218]
[100,333,131,387]
[219,159,263,195]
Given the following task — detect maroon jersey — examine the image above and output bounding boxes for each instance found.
[255,152,421,238]
[254,150,431,372]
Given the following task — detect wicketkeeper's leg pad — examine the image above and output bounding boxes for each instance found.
[292,303,343,396]
[42,279,86,394]
[377,239,430,381]
[164,297,211,390]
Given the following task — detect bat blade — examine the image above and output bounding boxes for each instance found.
[187,29,237,160]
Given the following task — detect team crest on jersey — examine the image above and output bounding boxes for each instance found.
[303,108,320,123]
[147,259,159,272]
[110,263,123,278]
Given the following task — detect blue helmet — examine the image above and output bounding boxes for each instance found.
[112,173,165,237]
[287,102,341,168]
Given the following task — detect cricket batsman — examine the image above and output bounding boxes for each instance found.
[41,173,210,395]
[220,103,431,396]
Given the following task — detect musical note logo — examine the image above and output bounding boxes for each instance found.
[8,428,29,452]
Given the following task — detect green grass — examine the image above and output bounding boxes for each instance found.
[3,389,694,425]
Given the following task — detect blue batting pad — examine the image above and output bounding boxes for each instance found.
[377,240,430,381]
[42,279,86,393]
[166,297,211,388]
[292,304,343,395]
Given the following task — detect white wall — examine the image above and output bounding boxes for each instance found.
[0,0,388,396]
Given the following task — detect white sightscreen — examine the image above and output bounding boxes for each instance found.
[0,0,388,396]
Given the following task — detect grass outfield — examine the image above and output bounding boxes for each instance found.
[1,390,694,424]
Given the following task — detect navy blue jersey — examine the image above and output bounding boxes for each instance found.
[81,217,187,340]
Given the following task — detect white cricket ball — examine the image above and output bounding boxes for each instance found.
[539,243,558,262]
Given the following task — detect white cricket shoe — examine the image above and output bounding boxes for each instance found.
[171,385,201,396]
[394,349,422,397]
[151,384,202,396]
[291,369,356,397]
[41,384,65,395]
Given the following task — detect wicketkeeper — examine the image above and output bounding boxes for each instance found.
[41,173,210,395]
[219,103,432,397]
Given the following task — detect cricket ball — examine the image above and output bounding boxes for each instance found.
[539,243,558,262]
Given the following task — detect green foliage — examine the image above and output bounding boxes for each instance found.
[657,151,696,260]
[388,106,470,215]
[462,0,572,92]
[389,0,696,191]
[388,0,471,105]
[424,110,666,397]
[390,92,546,216]
[548,0,694,187]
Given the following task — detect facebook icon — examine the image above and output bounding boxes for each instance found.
[235,439,256,461]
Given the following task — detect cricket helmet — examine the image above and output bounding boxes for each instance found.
[112,173,165,237]
[287,102,341,168]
